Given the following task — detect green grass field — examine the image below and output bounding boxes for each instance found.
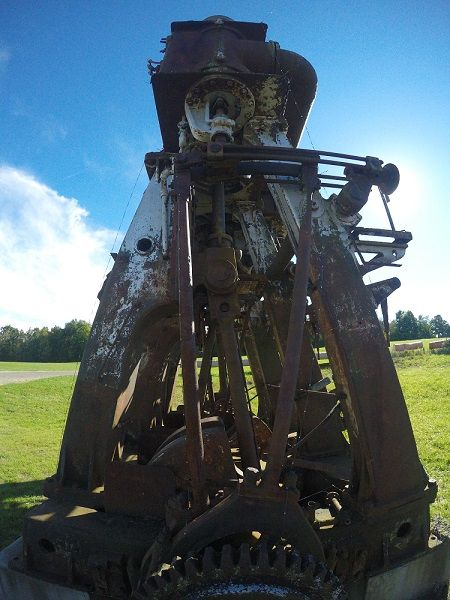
[0,354,449,548]
[0,362,78,371]
[0,376,74,547]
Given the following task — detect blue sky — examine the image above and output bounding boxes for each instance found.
[1,0,449,328]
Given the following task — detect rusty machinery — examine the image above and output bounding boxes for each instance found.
[13,15,450,600]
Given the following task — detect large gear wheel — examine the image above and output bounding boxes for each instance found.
[133,543,347,599]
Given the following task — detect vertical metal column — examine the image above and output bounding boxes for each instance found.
[175,166,207,510]
[209,180,259,470]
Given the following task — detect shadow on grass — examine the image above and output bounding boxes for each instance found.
[0,480,45,549]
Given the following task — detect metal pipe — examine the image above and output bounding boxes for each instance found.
[264,180,344,189]
[160,167,171,257]
[317,183,345,189]
[221,144,367,163]
[319,174,348,181]
[219,317,259,470]
[263,176,314,490]
[198,322,216,410]
[236,159,359,175]
[175,167,207,510]
[380,191,396,230]
[190,160,359,183]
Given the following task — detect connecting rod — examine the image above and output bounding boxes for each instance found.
[263,172,314,489]
[175,166,207,510]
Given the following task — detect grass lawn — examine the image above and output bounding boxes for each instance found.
[0,354,449,549]
[0,377,74,547]
[0,361,78,371]
[396,353,450,518]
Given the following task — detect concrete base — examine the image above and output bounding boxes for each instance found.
[0,538,89,600]
[364,543,450,600]
[363,536,450,600]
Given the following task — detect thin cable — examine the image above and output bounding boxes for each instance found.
[287,400,341,457]
[88,162,145,376]
[56,162,146,448]
[279,68,331,195]
[305,126,316,151]
[101,162,145,282]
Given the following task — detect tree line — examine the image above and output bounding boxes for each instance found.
[0,320,91,362]
[389,311,450,341]
[0,310,448,363]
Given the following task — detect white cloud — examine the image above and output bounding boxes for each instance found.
[0,166,117,329]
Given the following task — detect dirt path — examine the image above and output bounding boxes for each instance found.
[0,371,77,385]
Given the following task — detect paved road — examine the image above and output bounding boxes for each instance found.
[0,370,77,385]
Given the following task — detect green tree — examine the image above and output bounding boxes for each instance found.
[389,319,399,340]
[417,315,432,339]
[430,314,450,338]
[393,310,419,340]
[61,320,91,361]
[0,321,91,362]
[22,327,51,362]
[0,326,25,361]
[49,326,64,361]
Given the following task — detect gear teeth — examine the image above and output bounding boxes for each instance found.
[135,544,347,599]
[273,545,287,571]
[238,543,252,570]
[202,546,218,573]
[220,544,235,572]
[256,542,270,570]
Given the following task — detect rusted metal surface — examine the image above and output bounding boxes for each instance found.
[104,463,176,518]
[150,417,236,486]
[17,14,449,600]
[174,164,207,511]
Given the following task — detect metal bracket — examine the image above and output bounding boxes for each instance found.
[351,227,412,275]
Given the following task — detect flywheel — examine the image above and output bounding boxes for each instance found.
[133,543,347,599]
